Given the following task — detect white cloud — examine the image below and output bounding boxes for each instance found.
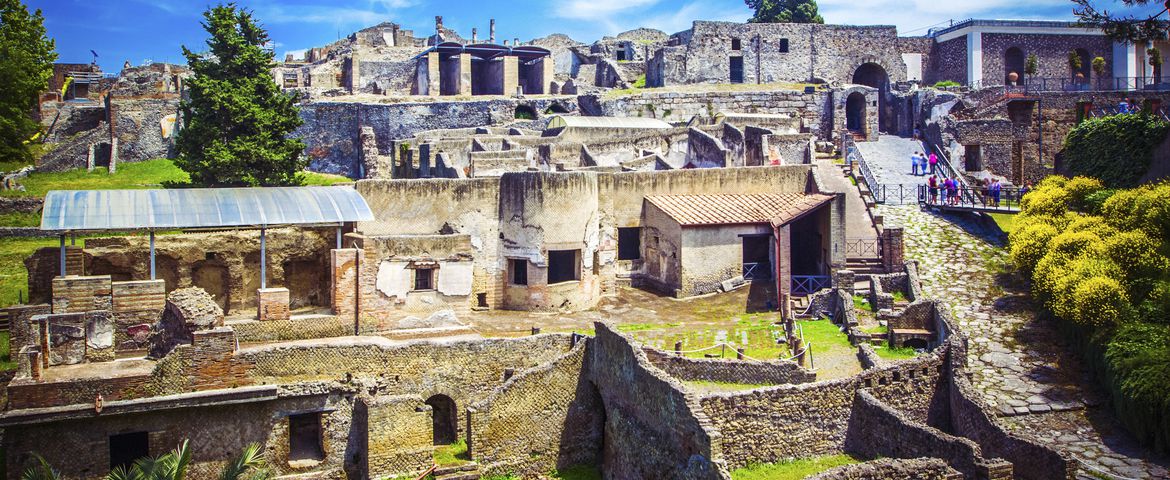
[556,0,663,21]
[640,0,752,34]
[817,0,1072,34]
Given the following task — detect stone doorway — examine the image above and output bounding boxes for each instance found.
[426,394,458,445]
[846,92,866,133]
[852,63,890,132]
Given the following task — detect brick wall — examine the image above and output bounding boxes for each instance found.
[52,275,112,313]
[469,341,602,477]
[257,287,291,321]
[110,280,164,350]
[360,395,433,478]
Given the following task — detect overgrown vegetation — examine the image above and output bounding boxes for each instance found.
[1062,113,1169,188]
[21,440,270,480]
[745,0,824,24]
[0,236,57,308]
[632,74,646,89]
[730,454,862,480]
[0,0,56,166]
[434,439,471,466]
[932,80,960,88]
[0,332,15,371]
[550,464,602,480]
[1009,175,1170,453]
[873,345,919,361]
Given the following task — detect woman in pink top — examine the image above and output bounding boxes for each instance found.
[928,152,938,175]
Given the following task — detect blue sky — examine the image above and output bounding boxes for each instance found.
[28,0,1166,72]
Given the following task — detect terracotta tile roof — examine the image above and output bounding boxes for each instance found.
[645,193,833,227]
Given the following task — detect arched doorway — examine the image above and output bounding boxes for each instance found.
[426,394,458,445]
[903,338,929,350]
[192,259,231,314]
[852,63,890,132]
[846,92,866,134]
[1004,47,1025,85]
[1074,48,1092,83]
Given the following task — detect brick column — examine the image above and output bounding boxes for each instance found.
[257,287,290,321]
[880,227,904,272]
[64,246,85,276]
[835,269,856,296]
[331,248,358,317]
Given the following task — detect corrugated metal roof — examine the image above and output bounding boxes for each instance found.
[41,186,374,232]
[546,115,672,130]
[645,193,833,227]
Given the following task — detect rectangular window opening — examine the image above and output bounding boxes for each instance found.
[617,227,642,260]
[548,249,581,284]
[731,38,742,51]
[110,432,150,472]
[779,38,789,53]
[414,268,435,291]
[510,259,528,285]
[289,412,326,461]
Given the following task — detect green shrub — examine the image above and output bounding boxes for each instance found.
[1073,276,1132,327]
[1062,113,1170,188]
[933,80,960,88]
[1010,221,1059,274]
[1104,322,1170,452]
[1102,182,1170,239]
[632,75,646,88]
[1020,184,1071,217]
[1083,188,1119,214]
[1103,231,1169,293]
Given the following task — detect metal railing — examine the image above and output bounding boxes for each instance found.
[869,183,922,205]
[1007,76,1170,93]
[919,184,1024,213]
[844,238,879,257]
[743,262,771,280]
[792,275,832,295]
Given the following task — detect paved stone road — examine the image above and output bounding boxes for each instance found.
[854,135,932,187]
[878,204,1170,480]
[815,160,879,251]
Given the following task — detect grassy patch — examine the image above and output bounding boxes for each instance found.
[860,323,887,335]
[299,171,354,186]
[616,322,680,332]
[2,159,191,197]
[797,319,854,351]
[891,290,908,303]
[0,236,60,308]
[987,212,1016,235]
[730,454,864,480]
[873,345,920,361]
[852,294,872,312]
[551,464,602,480]
[684,380,772,392]
[0,332,15,372]
[0,212,41,227]
[434,439,470,466]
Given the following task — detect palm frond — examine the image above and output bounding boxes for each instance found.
[20,454,61,480]
[170,440,192,480]
[219,443,266,480]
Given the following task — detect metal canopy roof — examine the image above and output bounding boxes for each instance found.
[546,115,672,130]
[413,42,551,61]
[41,186,374,233]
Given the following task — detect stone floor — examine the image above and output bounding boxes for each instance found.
[854,135,933,188]
[878,204,1170,479]
[814,159,880,251]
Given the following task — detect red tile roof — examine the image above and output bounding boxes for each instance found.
[645,193,833,227]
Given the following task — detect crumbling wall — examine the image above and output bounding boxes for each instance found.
[148,287,224,359]
[592,89,832,138]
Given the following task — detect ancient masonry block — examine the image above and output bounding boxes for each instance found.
[331,248,359,317]
[111,279,166,350]
[258,287,291,322]
[880,227,905,272]
[64,246,85,276]
[148,287,225,359]
[51,275,112,314]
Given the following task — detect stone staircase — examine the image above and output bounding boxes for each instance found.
[434,463,481,480]
[846,257,886,276]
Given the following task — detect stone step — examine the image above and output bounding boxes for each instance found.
[436,474,481,480]
[433,463,479,476]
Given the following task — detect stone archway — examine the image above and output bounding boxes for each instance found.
[846,92,867,133]
[852,62,891,133]
[425,394,458,445]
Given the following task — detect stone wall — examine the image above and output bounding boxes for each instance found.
[807,458,961,480]
[468,340,603,477]
[685,127,729,168]
[642,347,815,385]
[932,37,967,85]
[590,323,730,479]
[589,89,832,138]
[981,33,1113,87]
[359,394,433,478]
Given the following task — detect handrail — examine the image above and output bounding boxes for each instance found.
[919,184,1023,213]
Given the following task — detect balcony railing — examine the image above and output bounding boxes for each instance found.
[792,275,831,295]
[743,262,771,280]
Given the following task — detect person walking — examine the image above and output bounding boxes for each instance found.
[990,179,1002,207]
[928,151,938,175]
[911,151,920,176]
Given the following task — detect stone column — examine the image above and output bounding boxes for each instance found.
[966,31,983,87]
[502,56,519,97]
[419,143,432,178]
[539,57,555,94]
[109,137,118,174]
[457,53,472,96]
[86,144,96,171]
[257,287,290,321]
[880,227,904,272]
[834,269,856,296]
[426,51,441,96]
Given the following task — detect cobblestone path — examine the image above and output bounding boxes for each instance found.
[854,135,930,187]
[878,204,1169,480]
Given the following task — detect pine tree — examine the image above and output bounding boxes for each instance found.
[1073,0,1169,42]
[0,0,56,166]
[746,0,824,24]
[176,3,305,186]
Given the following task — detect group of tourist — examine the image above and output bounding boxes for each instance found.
[979,178,1004,207]
[925,174,962,205]
[910,151,938,176]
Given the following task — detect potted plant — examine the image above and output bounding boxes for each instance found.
[1149,47,1163,85]
[1068,50,1084,86]
[1092,56,1106,88]
[1025,53,1039,89]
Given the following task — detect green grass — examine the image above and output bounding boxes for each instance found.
[2,159,352,199]
[1,159,190,197]
[891,291,908,303]
[434,439,470,466]
[0,236,60,308]
[551,464,602,480]
[987,212,1016,235]
[730,454,864,480]
[0,332,15,372]
[874,345,920,361]
[852,294,872,312]
[0,211,41,227]
[797,319,854,351]
[860,324,887,335]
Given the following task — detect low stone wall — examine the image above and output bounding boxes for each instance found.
[642,347,815,385]
[587,89,832,138]
[359,394,432,479]
[806,458,961,480]
[846,390,1012,479]
[230,315,353,343]
[469,340,602,477]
